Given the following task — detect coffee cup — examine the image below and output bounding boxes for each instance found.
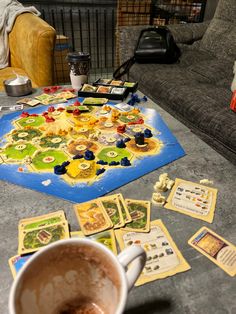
[67,52,90,90]
[9,238,146,314]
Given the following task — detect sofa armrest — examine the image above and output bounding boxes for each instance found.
[9,13,56,87]
[117,21,210,64]
[167,20,210,44]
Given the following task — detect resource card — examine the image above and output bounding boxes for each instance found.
[18,210,69,255]
[115,219,190,286]
[8,254,33,279]
[74,200,113,235]
[188,227,236,277]
[71,229,117,255]
[99,195,125,229]
[165,178,217,223]
[122,199,150,232]
[115,193,132,224]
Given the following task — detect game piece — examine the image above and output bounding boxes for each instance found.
[134,132,145,146]
[84,150,95,160]
[8,254,33,279]
[188,227,236,277]
[73,109,81,116]
[116,139,126,148]
[200,179,214,185]
[71,229,117,255]
[115,219,190,286]
[154,173,174,192]
[122,199,151,233]
[144,128,153,138]
[120,157,131,166]
[96,160,108,165]
[74,200,113,236]
[99,195,125,229]
[96,168,105,176]
[152,192,166,206]
[0,102,185,203]
[165,178,218,223]
[117,124,126,133]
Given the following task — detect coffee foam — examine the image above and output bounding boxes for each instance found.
[15,243,122,314]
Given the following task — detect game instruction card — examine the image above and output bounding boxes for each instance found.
[116,220,190,286]
[74,200,113,236]
[115,193,132,224]
[165,178,217,223]
[122,199,150,232]
[8,254,33,279]
[71,229,117,255]
[99,195,125,229]
[188,227,236,277]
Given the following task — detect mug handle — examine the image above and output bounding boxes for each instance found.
[118,245,146,292]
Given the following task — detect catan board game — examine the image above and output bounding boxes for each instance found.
[0,98,185,203]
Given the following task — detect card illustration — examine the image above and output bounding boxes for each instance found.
[99,195,125,228]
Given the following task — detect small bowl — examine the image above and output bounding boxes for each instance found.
[3,79,32,97]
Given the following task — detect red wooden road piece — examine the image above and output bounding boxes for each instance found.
[48,106,55,112]
[73,109,81,116]
[20,111,29,118]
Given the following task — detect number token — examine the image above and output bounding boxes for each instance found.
[51,137,62,144]
[79,127,88,133]
[18,132,28,138]
[107,151,118,158]
[42,156,55,163]
[104,122,113,128]
[25,118,35,124]
[78,162,90,170]
[76,145,87,151]
[133,127,142,133]
[15,144,26,151]
[107,137,116,143]
[127,115,135,120]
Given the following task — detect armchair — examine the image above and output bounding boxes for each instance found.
[0,13,56,90]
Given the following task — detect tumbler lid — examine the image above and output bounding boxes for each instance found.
[67,52,90,62]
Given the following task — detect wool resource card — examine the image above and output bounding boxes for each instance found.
[0,98,185,203]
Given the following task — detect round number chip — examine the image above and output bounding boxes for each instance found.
[51,111,61,116]
[127,115,135,120]
[25,118,35,124]
[79,127,88,133]
[104,122,113,128]
[107,151,118,158]
[76,144,87,151]
[15,144,26,151]
[78,162,90,170]
[133,127,142,133]
[42,156,55,163]
[17,132,29,138]
[107,136,116,143]
[51,137,62,144]
[136,143,148,148]
[100,110,108,115]
[80,117,90,122]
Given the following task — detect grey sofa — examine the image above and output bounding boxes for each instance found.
[118,0,236,165]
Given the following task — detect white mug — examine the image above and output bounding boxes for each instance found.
[9,239,146,314]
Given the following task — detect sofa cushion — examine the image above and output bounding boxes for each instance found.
[0,67,37,91]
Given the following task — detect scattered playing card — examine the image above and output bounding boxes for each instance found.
[188,227,236,277]
[71,229,117,255]
[115,219,191,286]
[74,200,113,236]
[165,178,218,223]
[122,199,151,232]
[8,254,33,279]
[99,195,125,229]
[16,98,40,107]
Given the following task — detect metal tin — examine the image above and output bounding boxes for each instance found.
[3,79,32,97]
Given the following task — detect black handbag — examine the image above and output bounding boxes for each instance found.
[113,26,180,79]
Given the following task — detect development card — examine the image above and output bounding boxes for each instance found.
[19,210,66,231]
[188,227,236,277]
[71,229,117,255]
[165,178,217,223]
[122,199,150,232]
[18,221,70,255]
[99,195,125,228]
[8,254,33,279]
[74,200,113,236]
[115,193,132,224]
[115,219,190,286]
[16,98,40,107]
